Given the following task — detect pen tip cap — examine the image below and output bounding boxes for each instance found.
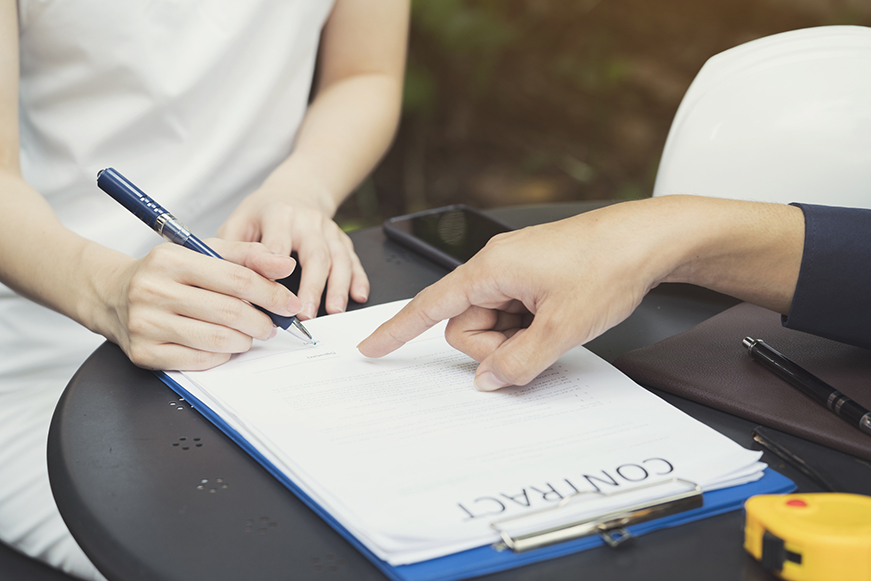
[293,319,313,341]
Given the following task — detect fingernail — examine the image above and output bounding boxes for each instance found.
[304,302,318,319]
[474,372,509,392]
[287,296,302,313]
[268,326,278,340]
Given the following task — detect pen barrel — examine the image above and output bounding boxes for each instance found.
[180,232,219,258]
[97,167,170,231]
[750,340,871,431]
[258,308,297,331]
[750,342,837,404]
[153,213,192,246]
[833,398,870,428]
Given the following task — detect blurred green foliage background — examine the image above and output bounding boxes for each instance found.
[335,0,871,230]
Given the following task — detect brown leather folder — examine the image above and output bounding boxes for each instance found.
[612,302,871,461]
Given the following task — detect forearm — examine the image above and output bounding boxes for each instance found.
[262,72,403,214]
[657,195,805,314]
[259,0,408,215]
[358,195,807,386]
[0,3,130,343]
[0,170,131,340]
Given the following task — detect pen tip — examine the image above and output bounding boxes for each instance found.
[293,319,313,341]
[742,337,756,350]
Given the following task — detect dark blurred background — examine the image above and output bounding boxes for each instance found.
[334,0,871,230]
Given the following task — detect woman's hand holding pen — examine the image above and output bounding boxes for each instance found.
[102,239,301,372]
[219,179,369,321]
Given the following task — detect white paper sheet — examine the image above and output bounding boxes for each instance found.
[168,300,763,565]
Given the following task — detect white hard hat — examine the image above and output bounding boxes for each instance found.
[653,26,871,208]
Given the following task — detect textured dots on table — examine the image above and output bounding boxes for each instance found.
[171,436,203,450]
[196,477,229,493]
[244,516,279,535]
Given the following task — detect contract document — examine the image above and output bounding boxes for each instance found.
[166,300,766,566]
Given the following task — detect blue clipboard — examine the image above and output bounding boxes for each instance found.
[157,372,795,581]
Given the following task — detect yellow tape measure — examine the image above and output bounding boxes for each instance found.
[744,493,871,580]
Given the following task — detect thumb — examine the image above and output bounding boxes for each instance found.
[472,317,571,391]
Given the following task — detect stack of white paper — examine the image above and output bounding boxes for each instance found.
[168,301,764,566]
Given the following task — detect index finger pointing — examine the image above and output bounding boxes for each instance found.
[357,276,473,358]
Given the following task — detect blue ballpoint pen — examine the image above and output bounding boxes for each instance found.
[96,167,312,342]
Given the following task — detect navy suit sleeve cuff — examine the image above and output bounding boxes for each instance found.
[783,203,871,349]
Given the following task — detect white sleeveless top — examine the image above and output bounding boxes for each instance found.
[3,0,334,386]
[1,3,335,576]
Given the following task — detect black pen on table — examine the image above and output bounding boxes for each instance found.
[750,426,837,491]
[743,337,870,436]
[96,167,312,342]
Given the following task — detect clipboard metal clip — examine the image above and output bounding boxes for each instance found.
[491,478,703,553]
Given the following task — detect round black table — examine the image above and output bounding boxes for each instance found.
[48,202,871,581]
